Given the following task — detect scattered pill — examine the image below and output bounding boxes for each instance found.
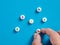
[15,26,20,32]
[37,7,42,13]
[42,17,47,23]
[29,19,34,24]
[36,29,41,33]
[20,15,25,20]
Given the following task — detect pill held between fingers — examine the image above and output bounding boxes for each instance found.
[36,29,41,33]
[20,15,25,20]
[15,26,20,32]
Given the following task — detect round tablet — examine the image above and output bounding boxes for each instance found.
[37,7,42,13]
[42,17,47,23]
[36,29,41,33]
[20,15,25,20]
[15,26,20,32]
[29,19,34,24]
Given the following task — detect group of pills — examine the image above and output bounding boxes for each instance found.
[14,7,47,32]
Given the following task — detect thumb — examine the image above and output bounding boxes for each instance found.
[32,33,42,45]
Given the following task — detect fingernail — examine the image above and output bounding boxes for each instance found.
[34,33,37,36]
[34,33,38,39]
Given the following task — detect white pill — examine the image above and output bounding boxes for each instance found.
[15,26,20,32]
[20,15,25,20]
[36,29,41,33]
[42,17,47,23]
[37,7,42,13]
[29,19,34,24]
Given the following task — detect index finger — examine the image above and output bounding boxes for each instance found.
[40,28,59,37]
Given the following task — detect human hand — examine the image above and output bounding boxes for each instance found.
[32,28,60,45]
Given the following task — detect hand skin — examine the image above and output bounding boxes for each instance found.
[32,28,60,45]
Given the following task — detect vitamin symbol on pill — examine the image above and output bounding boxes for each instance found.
[20,15,25,20]
[22,16,23,18]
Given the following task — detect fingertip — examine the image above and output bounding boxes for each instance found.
[34,33,37,36]
[34,33,41,39]
[34,33,38,39]
[40,28,46,33]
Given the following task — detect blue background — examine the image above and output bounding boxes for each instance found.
[0,0,60,45]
